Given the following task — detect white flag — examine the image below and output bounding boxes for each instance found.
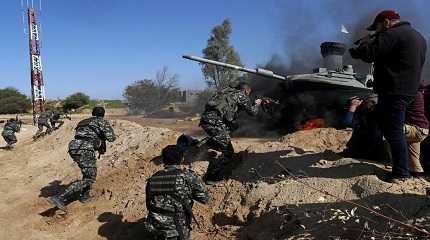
[341,24,349,34]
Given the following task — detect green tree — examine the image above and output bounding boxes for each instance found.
[202,19,242,89]
[63,92,90,111]
[123,67,181,115]
[0,88,31,114]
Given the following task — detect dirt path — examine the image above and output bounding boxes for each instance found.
[1,117,430,240]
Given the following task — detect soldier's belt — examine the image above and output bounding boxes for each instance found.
[75,135,95,141]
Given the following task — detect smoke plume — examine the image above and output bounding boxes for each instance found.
[244,1,430,133]
[278,0,430,80]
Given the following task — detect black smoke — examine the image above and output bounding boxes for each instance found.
[245,1,430,132]
[278,0,430,81]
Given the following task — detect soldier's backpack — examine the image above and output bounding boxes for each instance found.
[147,169,192,240]
[206,87,240,122]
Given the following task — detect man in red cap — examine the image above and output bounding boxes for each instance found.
[349,10,427,183]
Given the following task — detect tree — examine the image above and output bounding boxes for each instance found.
[202,19,242,90]
[0,88,31,114]
[63,92,90,111]
[123,67,181,115]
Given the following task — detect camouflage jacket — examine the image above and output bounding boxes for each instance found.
[203,87,259,123]
[51,110,62,120]
[38,111,52,124]
[2,121,21,135]
[68,116,116,152]
[145,165,211,233]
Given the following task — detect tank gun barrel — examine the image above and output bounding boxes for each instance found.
[182,55,286,81]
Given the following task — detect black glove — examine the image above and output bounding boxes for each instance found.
[227,121,239,131]
[349,48,360,59]
[98,141,107,158]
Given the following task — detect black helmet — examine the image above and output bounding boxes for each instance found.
[161,145,184,165]
[92,106,105,117]
[176,134,199,151]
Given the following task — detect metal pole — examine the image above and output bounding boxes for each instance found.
[27,8,45,124]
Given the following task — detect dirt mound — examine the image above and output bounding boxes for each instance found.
[0,119,180,240]
[280,127,352,152]
[1,119,430,240]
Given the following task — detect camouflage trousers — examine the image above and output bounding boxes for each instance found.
[200,111,235,179]
[35,121,52,137]
[146,223,190,240]
[2,131,17,145]
[152,228,190,240]
[60,150,97,200]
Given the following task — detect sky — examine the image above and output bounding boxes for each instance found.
[0,0,429,99]
[0,0,283,99]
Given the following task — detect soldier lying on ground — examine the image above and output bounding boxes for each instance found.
[47,106,116,211]
[1,118,21,149]
[199,81,262,184]
[145,145,211,240]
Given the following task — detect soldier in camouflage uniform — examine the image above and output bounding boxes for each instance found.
[48,106,116,211]
[33,110,53,139]
[50,109,69,130]
[200,82,262,183]
[2,118,21,149]
[145,145,211,240]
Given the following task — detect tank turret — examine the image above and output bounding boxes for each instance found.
[320,41,346,71]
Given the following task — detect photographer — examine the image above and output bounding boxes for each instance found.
[349,10,427,183]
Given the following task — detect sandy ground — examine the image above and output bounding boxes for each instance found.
[1,115,430,240]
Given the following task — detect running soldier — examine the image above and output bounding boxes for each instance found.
[48,106,116,211]
[50,109,70,130]
[1,118,21,149]
[145,145,211,240]
[33,110,53,139]
[200,82,262,183]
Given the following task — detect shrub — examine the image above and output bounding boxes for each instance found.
[63,92,90,111]
[0,88,31,114]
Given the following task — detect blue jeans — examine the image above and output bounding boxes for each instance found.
[377,94,414,177]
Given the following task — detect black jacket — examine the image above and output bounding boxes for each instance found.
[350,22,427,96]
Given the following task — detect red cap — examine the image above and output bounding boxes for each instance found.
[367,10,400,31]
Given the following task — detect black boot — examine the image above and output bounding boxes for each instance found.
[79,189,93,203]
[204,168,224,185]
[4,144,14,150]
[47,195,67,211]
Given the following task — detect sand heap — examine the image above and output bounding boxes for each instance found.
[1,121,430,240]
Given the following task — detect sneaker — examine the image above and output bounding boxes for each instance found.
[47,196,67,211]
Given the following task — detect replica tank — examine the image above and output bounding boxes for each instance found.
[183,41,374,130]
[286,42,372,91]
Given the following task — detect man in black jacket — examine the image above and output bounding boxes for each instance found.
[350,10,427,183]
